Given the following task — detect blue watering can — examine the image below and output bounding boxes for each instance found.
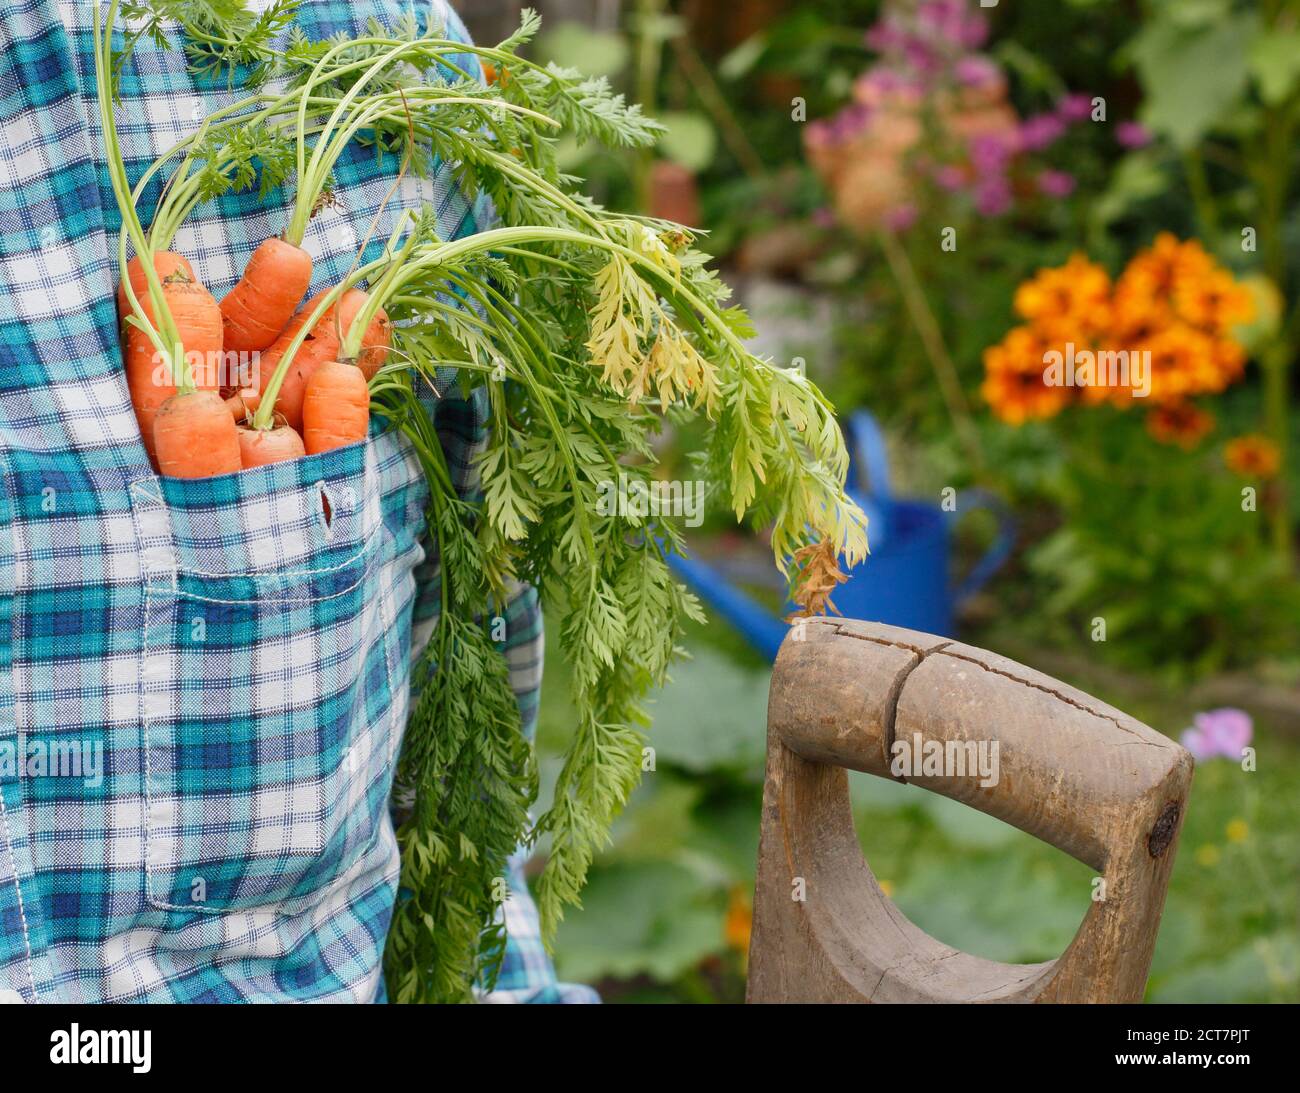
[668,411,1016,660]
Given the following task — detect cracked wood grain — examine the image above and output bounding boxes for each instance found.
[747,618,1194,1004]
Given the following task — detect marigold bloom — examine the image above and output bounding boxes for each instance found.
[1012,253,1111,339]
[981,326,1072,424]
[1146,402,1213,449]
[985,237,1252,425]
[1144,323,1218,404]
[1173,267,1255,334]
[1224,434,1281,478]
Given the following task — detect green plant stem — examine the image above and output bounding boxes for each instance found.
[633,0,665,212]
[1256,101,1295,567]
[95,0,192,390]
[876,228,984,473]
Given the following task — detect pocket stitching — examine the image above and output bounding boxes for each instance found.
[128,475,376,580]
[130,477,383,916]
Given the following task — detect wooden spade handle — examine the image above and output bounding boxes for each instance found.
[746,618,1193,1004]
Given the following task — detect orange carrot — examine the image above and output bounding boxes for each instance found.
[220,238,313,353]
[153,390,241,478]
[224,389,261,421]
[123,269,223,462]
[302,360,370,454]
[353,306,390,380]
[259,335,340,432]
[117,251,194,319]
[238,423,306,467]
[258,288,386,429]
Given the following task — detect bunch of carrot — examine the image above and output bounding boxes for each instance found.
[124,250,390,468]
[97,0,421,479]
[116,247,383,478]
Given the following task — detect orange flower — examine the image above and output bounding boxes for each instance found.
[1111,275,1174,345]
[1013,253,1111,340]
[1173,268,1255,334]
[1146,402,1214,449]
[1124,232,1214,297]
[981,326,1072,424]
[985,237,1252,424]
[1225,434,1281,478]
[724,887,753,955]
[1142,323,1220,404]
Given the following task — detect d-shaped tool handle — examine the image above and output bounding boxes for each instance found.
[747,618,1193,1004]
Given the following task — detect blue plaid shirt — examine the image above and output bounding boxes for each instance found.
[0,0,595,1004]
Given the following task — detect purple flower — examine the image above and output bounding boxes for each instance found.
[1056,93,1093,123]
[811,205,838,229]
[883,202,919,232]
[865,20,906,53]
[1181,708,1253,762]
[902,38,942,77]
[968,131,1014,173]
[1036,168,1075,197]
[954,54,1000,89]
[933,163,967,192]
[973,174,1012,216]
[1116,120,1153,149]
[1019,113,1067,151]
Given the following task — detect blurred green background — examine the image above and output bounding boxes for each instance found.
[467,0,1300,1002]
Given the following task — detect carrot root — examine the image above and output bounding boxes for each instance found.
[220,238,313,353]
[238,423,306,468]
[302,360,370,454]
[153,390,242,478]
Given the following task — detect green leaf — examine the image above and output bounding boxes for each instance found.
[657,111,717,173]
[538,23,629,78]
[1132,14,1259,148]
[1149,932,1299,1002]
[717,33,767,81]
[1248,29,1300,105]
[1089,151,1170,230]
[552,861,721,982]
[643,646,769,773]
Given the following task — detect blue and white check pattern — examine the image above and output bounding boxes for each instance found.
[0,0,595,1003]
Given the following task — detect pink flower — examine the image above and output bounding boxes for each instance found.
[902,39,942,77]
[968,131,1014,173]
[804,120,833,149]
[1036,169,1075,197]
[883,203,919,232]
[1056,93,1093,123]
[933,163,968,192]
[1019,113,1067,151]
[916,0,989,49]
[1116,121,1152,149]
[855,67,919,104]
[973,175,1012,216]
[811,205,838,229]
[1181,708,1253,762]
[954,54,1000,89]
[864,20,906,53]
